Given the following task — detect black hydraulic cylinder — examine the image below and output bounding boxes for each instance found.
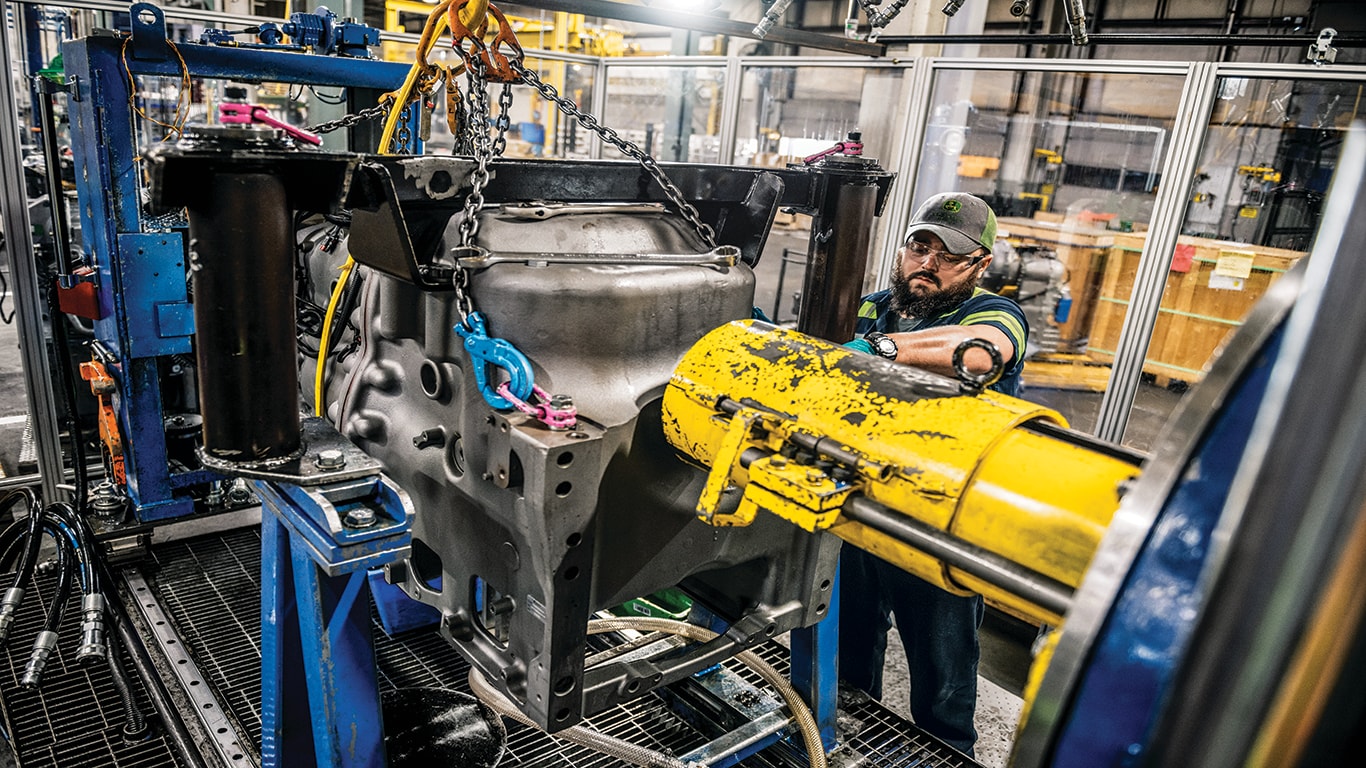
[797,152,893,343]
[188,172,300,462]
[145,126,355,468]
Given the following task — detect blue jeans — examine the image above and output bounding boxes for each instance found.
[838,544,984,757]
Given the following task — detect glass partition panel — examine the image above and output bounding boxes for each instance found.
[600,64,727,164]
[424,53,597,159]
[912,67,1186,443]
[1117,73,1365,449]
[735,64,908,324]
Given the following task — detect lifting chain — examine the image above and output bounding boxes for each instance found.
[306,99,391,135]
[458,54,494,252]
[509,60,717,249]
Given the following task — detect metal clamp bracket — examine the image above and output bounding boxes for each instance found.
[129,2,168,60]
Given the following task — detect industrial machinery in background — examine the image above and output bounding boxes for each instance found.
[32,1,901,765]
[980,237,1072,358]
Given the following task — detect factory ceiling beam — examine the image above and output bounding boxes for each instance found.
[507,0,886,57]
[877,32,1366,48]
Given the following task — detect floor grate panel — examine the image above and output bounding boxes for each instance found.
[151,528,953,768]
[7,524,951,768]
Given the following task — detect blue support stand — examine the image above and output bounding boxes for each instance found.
[788,566,840,752]
[254,472,413,768]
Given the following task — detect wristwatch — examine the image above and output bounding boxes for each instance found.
[864,332,898,361]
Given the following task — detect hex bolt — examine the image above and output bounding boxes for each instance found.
[315,448,347,471]
[343,507,377,528]
[806,469,825,484]
[413,427,446,450]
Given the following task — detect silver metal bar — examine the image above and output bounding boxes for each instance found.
[871,57,934,293]
[456,245,741,269]
[842,495,1074,618]
[717,57,741,164]
[122,568,246,767]
[1,3,64,503]
[678,709,792,766]
[496,0,886,57]
[498,202,666,219]
[1094,61,1219,444]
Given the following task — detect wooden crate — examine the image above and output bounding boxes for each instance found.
[997,216,1116,349]
[1087,233,1305,385]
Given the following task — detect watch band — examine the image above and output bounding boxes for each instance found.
[865,332,899,361]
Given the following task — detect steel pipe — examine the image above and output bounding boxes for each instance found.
[842,494,1074,619]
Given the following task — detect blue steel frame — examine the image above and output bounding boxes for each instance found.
[256,476,412,768]
[61,3,414,520]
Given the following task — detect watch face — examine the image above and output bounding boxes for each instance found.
[871,334,897,359]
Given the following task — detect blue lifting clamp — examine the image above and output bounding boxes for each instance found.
[455,312,535,410]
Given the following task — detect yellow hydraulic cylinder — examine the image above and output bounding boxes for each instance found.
[662,320,1140,627]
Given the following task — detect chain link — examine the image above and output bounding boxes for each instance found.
[395,102,413,153]
[492,82,513,157]
[306,100,391,135]
[458,56,495,253]
[509,61,717,248]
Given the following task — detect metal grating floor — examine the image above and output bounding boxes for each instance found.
[0,570,186,768]
[4,525,965,767]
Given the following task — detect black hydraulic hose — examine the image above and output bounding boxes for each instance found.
[45,278,89,513]
[0,517,30,569]
[38,524,75,635]
[44,503,98,593]
[105,627,149,740]
[0,488,44,644]
[1,488,43,585]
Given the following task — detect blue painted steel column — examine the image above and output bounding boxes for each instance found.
[290,539,385,768]
[260,513,319,767]
[258,494,388,768]
[789,565,839,753]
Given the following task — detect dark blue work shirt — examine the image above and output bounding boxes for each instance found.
[854,287,1029,397]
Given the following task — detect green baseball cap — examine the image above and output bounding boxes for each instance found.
[905,192,998,256]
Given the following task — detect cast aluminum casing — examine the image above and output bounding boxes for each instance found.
[306,208,841,731]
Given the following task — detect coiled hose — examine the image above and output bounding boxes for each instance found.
[106,628,149,739]
[469,616,827,768]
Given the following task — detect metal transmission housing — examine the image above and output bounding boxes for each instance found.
[307,156,892,731]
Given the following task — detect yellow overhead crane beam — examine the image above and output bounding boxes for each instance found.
[662,320,1139,629]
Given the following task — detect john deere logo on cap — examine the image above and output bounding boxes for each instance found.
[943,199,962,213]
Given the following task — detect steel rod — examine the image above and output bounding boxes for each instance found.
[842,494,1074,618]
[0,6,65,503]
[496,0,886,57]
[878,32,1366,47]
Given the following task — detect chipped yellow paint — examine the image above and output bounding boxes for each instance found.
[664,320,1139,627]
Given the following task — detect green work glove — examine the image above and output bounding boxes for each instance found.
[843,338,874,355]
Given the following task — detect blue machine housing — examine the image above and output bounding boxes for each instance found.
[62,3,413,520]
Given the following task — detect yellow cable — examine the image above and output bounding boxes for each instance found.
[314,0,490,417]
